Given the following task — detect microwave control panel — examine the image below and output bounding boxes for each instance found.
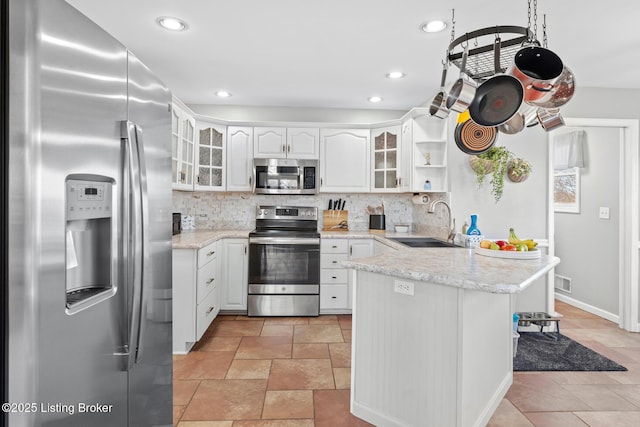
[66,177,113,221]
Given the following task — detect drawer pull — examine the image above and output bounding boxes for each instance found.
[332,260,338,264]
[331,296,337,299]
[332,276,337,279]
[207,251,215,257]
[206,306,215,315]
[206,277,215,284]
[331,245,338,249]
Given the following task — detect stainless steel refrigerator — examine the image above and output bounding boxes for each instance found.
[2,0,173,426]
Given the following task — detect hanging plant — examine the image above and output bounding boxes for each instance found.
[468,146,513,202]
[507,157,532,183]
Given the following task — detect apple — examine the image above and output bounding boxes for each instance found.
[495,240,507,248]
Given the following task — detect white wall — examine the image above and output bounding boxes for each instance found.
[553,126,621,316]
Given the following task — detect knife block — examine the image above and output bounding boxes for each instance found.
[323,210,349,231]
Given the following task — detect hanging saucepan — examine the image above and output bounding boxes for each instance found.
[454,118,497,154]
[536,108,565,131]
[446,45,476,113]
[497,104,536,134]
[468,74,524,127]
[530,65,575,109]
[429,60,450,118]
[508,44,564,104]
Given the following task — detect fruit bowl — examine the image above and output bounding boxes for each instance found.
[474,246,541,259]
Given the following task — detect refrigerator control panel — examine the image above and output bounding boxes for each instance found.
[66,177,113,221]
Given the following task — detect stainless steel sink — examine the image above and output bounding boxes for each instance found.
[388,237,457,248]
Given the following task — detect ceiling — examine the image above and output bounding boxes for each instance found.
[67,0,639,111]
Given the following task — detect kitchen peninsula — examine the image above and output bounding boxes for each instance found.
[342,247,560,427]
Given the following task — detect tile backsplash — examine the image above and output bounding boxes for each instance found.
[172,191,428,231]
[173,191,451,236]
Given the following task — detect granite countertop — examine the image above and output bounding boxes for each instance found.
[342,248,560,294]
[172,229,252,249]
[173,229,559,295]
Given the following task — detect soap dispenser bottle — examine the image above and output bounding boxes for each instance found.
[466,214,481,236]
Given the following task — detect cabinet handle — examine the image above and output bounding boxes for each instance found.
[350,245,353,256]
[287,144,291,153]
[249,176,252,186]
[331,296,337,299]
[331,245,338,249]
[331,260,338,264]
[206,277,215,284]
[207,250,215,257]
[332,276,337,279]
[399,177,403,186]
[206,306,215,315]
[282,144,286,153]
[320,177,323,186]
[244,245,247,255]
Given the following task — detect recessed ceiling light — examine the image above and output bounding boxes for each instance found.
[157,17,188,31]
[386,71,406,79]
[216,91,232,98]
[368,96,383,103]
[421,20,447,33]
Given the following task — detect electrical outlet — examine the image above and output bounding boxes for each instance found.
[394,280,414,296]
[599,206,610,220]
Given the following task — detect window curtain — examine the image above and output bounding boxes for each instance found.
[554,130,586,170]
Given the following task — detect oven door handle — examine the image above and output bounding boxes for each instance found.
[249,237,320,245]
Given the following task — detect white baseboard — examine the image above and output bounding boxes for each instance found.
[474,372,512,427]
[554,293,619,324]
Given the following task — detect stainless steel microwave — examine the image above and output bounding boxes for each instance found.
[253,158,318,195]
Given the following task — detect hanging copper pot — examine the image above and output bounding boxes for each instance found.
[529,65,575,109]
[454,119,497,154]
[508,45,564,103]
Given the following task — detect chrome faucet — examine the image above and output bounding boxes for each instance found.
[427,199,456,243]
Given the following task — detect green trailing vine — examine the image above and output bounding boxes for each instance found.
[470,146,513,202]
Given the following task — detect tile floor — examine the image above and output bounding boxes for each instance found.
[173,301,640,426]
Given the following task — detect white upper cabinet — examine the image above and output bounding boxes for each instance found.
[254,127,320,159]
[287,128,320,159]
[171,102,196,191]
[320,128,370,193]
[195,121,226,191]
[253,127,287,158]
[371,125,402,193]
[226,126,254,192]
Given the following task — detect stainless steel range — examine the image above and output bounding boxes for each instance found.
[248,206,320,316]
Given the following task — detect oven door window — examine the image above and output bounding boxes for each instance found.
[249,242,319,285]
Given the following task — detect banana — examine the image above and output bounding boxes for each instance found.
[509,228,538,250]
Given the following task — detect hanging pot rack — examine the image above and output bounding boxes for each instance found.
[447,26,535,82]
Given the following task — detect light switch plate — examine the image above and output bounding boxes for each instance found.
[599,206,610,220]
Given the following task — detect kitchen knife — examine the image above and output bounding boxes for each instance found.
[341,200,346,210]
[328,199,333,210]
[336,198,342,210]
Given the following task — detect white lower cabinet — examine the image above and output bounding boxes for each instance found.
[221,238,248,311]
[172,240,220,354]
[320,238,373,314]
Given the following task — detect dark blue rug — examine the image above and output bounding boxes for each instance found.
[514,332,627,372]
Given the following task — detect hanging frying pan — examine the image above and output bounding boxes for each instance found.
[446,45,476,113]
[454,119,497,154]
[429,60,450,118]
[468,75,524,127]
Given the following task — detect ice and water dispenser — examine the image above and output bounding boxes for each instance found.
[65,175,116,313]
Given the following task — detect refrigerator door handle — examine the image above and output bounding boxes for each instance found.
[121,120,150,370]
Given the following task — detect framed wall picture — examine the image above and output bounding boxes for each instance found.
[554,167,580,213]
